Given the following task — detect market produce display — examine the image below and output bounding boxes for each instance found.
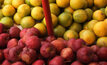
[0,0,107,65]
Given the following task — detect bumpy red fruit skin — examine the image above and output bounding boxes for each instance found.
[7,38,18,48]
[51,39,66,52]
[97,47,107,61]
[3,48,10,59]
[2,60,11,65]
[20,47,37,64]
[71,61,83,65]
[67,38,76,48]
[41,41,50,45]
[0,33,10,48]
[88,62,99,65]
[49,56,64,65]
[11,62,25,65]
[99,62,107,65]
[40,43,56,58]
[26,27,40,36]
[0,23,4,34]
[20,28,28,38]
[6,46,22,62]
[9,26,21,38]
[60,48,74,62]
[25,36,41,50]
[77,47,93,63]
[0,50,4,63]
[71,39,85,52]
[32,60,45,65]
[18,39,26,48]
[46,36,56,42]
[91,45,99,53]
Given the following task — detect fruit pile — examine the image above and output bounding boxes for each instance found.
[0,23,107,65]
[0,0,107,65]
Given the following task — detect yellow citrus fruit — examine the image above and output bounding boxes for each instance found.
[97,37,107,47]
[42,14,58,27]
[104,19,107,24]
[50,3,60,16]
[69,22,82,32]
[93,10,105,21]
[0,17,14,28]
[14,13,23,25]
[83,22,89,30]
[64,6,74,14]
[79,30,96,45]
[49,0,56,3]
[31,6,44,20]
[12,0,24,8]
[21,16,36,28]
[58,12,72,27]
[86,0,94,7]
[54,25,66,37]
[25,0,31,6]
[100,8,105,14]
[94,0,107,8]
[2,5,15,17]
[4,0,12,5]
[64,30,78,40]
[73,9,87,23]
[87,20,98,31]
[17,4,31,17]
[0,9,3,19]
[29,0,42,6]
[34,23,47,36]
[56,0,70,8]
[105,7,107,16]
[85,8,93,20]
[70,0,86,10]
[93,22,107,37]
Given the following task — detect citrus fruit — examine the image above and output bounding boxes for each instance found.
[105,7,107,16]
[97,37,107,47]
[83,22,89,30]
[50,3,60,16]
[104,19,107,24]
[64,30,78,40]
[73,9,87,23]
[86,0,94,7]
[79,30,96,45]
[29,0,42,7]
[42,14,58,27]
[4,0,12,5]
[94,0,107,8]
[100,8,105,14]
[25,0,31,6]
[49,0,56,3]
[85,8,93,20]
[69,22,82,32]
[17,4,31,17]
[93,22,107,37]
[21,16,35,28]
[2,5,15,16]
[87,20,98,31]
[31,6,44,20]
[34,23,47,36]
[0,9,3,19]
[0,17,14,28]
[64,6,74,14]
[93,10,105,21]
[54,25,66,37]
[58,12,72,27]
[12,0,25,8]
[14,13,23,25]
[70,0,87,10]
[56,0,70,8]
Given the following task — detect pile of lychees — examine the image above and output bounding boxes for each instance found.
[0,23,107,65]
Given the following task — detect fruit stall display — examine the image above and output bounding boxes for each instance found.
[0,0,107,65]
